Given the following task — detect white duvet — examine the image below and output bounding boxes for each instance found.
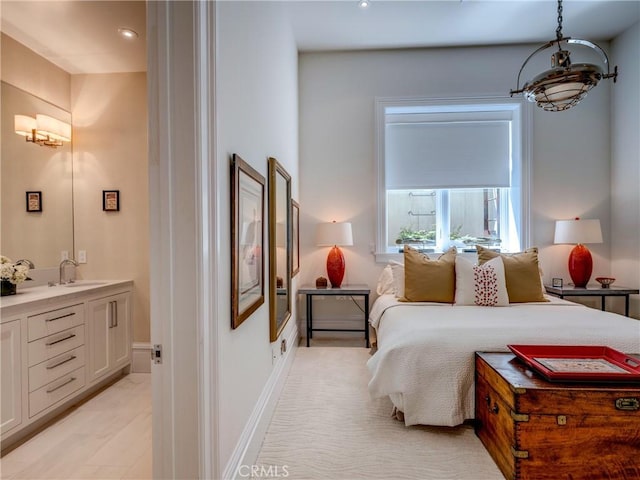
[366,294,640,427]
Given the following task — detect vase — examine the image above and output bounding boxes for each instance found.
[1,280,17,296]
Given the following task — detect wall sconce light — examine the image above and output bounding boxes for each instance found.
[14,114,72,148]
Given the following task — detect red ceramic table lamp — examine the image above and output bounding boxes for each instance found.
[316,221,353,288]
[554,218,603,288]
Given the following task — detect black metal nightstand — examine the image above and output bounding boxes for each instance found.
[545,285,639,317]
[298,285,370,347]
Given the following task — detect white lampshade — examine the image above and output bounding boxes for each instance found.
[554,218,603,245]
[36,114,72,142]
[316,221,353,247]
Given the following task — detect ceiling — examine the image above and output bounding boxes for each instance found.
[1,0,639,75]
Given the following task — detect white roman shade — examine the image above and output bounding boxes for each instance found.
[385,120,511,189]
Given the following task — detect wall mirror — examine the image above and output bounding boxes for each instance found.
[268,156,291,342]
[1,81,74,268]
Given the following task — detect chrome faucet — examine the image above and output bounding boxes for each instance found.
[16,259,35,269]
[59,259,79,285]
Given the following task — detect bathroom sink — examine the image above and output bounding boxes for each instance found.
[63,281,107,288]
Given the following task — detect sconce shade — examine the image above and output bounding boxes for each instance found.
[14,113,71,147]
[316,221,353,288]
[554,218,602,288]
[14,115,37,136]
[36,114,72,142]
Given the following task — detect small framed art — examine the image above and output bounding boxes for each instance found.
[26,191,42,212]
[552,277,563,288]
[103,190,120,211]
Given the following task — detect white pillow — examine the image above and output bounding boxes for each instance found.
[389,261,405,298]
[376,265,395,295]
[455,256,509,306]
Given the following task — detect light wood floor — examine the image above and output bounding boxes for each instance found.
[1,373,151,480]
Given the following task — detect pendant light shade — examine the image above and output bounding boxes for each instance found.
[510,0,618,112]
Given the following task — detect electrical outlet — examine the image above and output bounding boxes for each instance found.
[61,251,69,261]
[78,250,87,264]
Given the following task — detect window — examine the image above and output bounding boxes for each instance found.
[375,97,529,261]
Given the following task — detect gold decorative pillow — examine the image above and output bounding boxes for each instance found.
[476,245,547,303]
[400,246,456,303]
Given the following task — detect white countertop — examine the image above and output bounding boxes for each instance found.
[0,280,133,318]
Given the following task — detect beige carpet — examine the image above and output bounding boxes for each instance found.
[256,347,504,480]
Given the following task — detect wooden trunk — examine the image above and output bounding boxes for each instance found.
[475,352,640,480]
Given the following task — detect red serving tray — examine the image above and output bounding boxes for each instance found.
[507,345,640,383]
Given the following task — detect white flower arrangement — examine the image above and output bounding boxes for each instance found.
[0,256,31,285]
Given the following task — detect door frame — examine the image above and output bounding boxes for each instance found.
[147,1,219,478]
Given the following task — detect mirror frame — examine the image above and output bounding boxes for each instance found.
[268,156,292,342]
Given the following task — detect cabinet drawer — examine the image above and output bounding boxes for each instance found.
[28,304,84,342]
[29,366,85,418]
[28,346,85,393]
[28,325,85,367]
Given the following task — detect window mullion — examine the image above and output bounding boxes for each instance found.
[437,190,450,251]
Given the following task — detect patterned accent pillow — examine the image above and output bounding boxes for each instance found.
[455,256,509,306]
[473,263,501,306]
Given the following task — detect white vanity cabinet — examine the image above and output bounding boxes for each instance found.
[1,319,22,435]
[87,292,131,382]
[27,303,86,418]
[0,280,133,451]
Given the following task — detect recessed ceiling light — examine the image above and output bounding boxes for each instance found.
[358,0,370,8]
[118,27,139,40]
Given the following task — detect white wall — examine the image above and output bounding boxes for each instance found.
[299,44,618,311]
[1,33,71,110]
[71,72,150,341]
[611,22,640,318]
[216,1,299,472]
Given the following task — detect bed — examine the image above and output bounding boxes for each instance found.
[366,247,640,427]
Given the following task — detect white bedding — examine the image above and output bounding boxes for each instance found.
[366,294,640,427]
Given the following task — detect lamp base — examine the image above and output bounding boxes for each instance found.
[326,246,345,288]
[568,244,593,288]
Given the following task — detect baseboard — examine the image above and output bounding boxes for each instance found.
[222,325,299,480]
[132,342,152,373]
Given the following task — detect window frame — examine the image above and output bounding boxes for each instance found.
[374,96,532,263]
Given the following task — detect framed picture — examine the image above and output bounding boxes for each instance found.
[292,199,300,277]
[103,190,120,211]
[231,154,266,329]
[552,277,563,288]
[26,191,42,212]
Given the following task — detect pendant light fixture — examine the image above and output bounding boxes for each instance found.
[510,0,618,112]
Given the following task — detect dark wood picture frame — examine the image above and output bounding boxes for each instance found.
[103,190,120,211]
[231,154,265,329]
[552,277,563,288]
[292,199,300,277]
[26,191,42,212]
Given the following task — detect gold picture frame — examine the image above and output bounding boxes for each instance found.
[231,154,266,329]
[292,199,300,277]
